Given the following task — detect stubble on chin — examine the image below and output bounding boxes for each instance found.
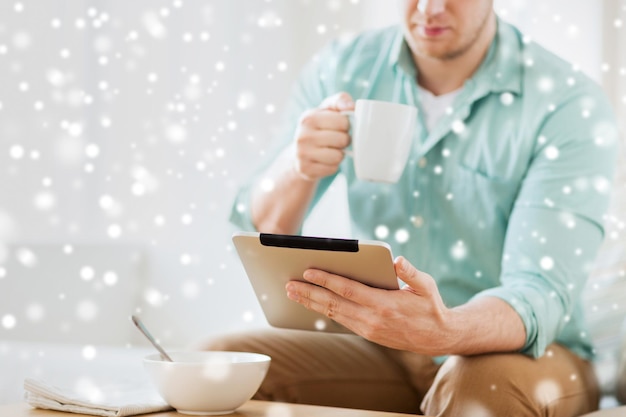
[407,10,494,62]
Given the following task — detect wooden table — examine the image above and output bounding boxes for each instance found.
[579,406,626,417]
[0,401,415,416]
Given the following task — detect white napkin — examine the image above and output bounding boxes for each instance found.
[24,378,173,417]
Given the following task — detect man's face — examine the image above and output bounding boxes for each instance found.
[401,0,495,61]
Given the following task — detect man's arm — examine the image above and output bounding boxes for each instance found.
[286,256,525,356]
[249,147,318,234]
[251,93,354,234]
[445,295,526,355]
[229,39,351,234]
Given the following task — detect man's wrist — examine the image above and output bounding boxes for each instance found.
[437,307,464,356]
[291,159,317,183]
[438,297,527,356]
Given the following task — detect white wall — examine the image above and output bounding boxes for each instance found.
[0,0,392,348]
[0,0,623,349]
[495,0,605,82]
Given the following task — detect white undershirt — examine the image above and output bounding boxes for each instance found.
[417,86,463,133]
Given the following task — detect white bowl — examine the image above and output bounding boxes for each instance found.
[143,351,271,415]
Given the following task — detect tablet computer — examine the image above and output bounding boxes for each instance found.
[232,231,399,333]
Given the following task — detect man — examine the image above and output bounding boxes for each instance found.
[215,0,620,416]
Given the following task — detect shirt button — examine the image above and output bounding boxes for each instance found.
[411,215,424,228]
[418,157,427,168]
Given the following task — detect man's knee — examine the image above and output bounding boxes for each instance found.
[422,347,599,417]
[422,354,539,417]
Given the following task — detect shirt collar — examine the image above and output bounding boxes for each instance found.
[470,18,523,95]
[389,17,523,96]
[389,28,417,78]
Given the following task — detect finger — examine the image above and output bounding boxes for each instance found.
[394,256,436,296]
[295,143,346,180]
[300,109,350,133]
[288,282,340,318]
[297,129,351,152]
[318,92,355,111]
[295,160,338,180]
[298,143,346,166]
[301,269,381,307]
[285,280,362,324]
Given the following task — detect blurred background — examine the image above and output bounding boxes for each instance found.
[0,0,625,383]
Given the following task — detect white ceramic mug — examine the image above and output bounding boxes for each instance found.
[343,99,417,183]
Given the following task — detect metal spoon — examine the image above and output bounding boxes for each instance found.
[131,315,174,362]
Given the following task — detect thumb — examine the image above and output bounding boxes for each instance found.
[319,92,355,111]
[394,256,435,295]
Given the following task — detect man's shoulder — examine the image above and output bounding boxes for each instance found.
[515,28,605,98]
[503,24,617,146]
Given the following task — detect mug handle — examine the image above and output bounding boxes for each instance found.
[340,110,354,158]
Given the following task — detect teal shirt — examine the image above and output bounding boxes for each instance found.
[230,19,619,360]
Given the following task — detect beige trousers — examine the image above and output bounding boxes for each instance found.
[202,329,600,417]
